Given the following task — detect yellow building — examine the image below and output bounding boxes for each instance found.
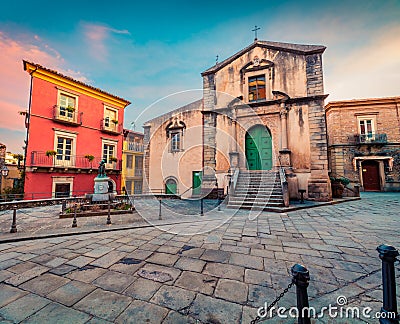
[122,129,144,194]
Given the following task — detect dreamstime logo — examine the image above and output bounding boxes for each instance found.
[257,295,397,320]
[132,89,278,234]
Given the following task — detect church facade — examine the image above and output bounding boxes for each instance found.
[144,40,332,202]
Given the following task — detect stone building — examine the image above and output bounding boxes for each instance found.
[326,97,400,191]
[144,40,332,206]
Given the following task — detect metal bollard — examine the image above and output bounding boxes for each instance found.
[107,198,111,224]
[72,204,77,228]
[62,199,66,213]
[291,264,311,324]
[200,198,204,216]
[10,208,17,233]
[158,199,162,220]
[377,244,399,324]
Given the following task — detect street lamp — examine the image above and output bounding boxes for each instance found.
[1,165,9,177]
[0,165,9,198]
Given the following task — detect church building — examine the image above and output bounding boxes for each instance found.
[144,39,332,207]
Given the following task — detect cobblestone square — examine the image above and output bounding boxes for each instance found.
[0,193,399,323]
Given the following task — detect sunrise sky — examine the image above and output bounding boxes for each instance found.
[1,0,399,153]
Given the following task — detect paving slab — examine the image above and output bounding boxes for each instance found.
[0,293,50,323]
[215,279,248,304]
[151,285,196,311]
[175,271,217,295]
[74,288,132,321]
[20,273,70,296]
[20,302,91,324]
[189,293,242,324]
[66,265,108,283]
[47,280,96,306]
[0,284,28,308]
[202,262,245,281]
[174,256,206,272]
[92,270,136,293]
[124,277,162,301]
[115,299,168,324]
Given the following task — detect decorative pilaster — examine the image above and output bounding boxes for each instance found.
[279,104,291,167]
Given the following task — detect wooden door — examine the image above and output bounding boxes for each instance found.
[245,125,272,170]
[362,160,380,191]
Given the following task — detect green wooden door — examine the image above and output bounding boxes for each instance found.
[165,179,177,194]
[245,125,272,170]
[192,171,202,195]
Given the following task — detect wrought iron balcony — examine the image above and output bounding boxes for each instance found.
[29,151,122,171]
[100,119,122,135]
[53,105,82,126]
[127,142,144,152]
[134,168,143,177]
[354,133,387,145]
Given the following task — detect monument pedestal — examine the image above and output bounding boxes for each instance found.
[92,176,112,202]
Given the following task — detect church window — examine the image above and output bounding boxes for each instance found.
[248,75,266,102]
[171,132,181,151]
[166,119,185,153]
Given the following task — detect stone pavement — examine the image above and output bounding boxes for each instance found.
[0,192,399,323]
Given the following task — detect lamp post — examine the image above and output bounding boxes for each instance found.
[0,165,9,199]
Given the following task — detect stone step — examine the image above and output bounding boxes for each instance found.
[227,201,284,208]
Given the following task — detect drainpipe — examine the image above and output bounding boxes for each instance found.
[23,65,38,195]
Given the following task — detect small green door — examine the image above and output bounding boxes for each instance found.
[165,179,177,194]
[245,125,272,170]
[192,171,202,195]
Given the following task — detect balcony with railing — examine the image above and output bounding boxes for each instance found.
[100,119,122,135]
[53,105,82,126]
[354,133,387,145]
[134,168,143,177]
[30,151,122,171]
[126,141,144,152]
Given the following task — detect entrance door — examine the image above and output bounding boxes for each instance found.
[362,160,380,191]
[55,183,70,198]
[245,125,272,170]
[192,171,202,195]
[165,179,177,194]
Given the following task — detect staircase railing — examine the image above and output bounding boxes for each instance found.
[180,186,193,198]
[278,158,290,207]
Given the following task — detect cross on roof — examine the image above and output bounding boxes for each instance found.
[252,25,261,41]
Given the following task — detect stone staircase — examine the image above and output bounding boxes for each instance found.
[227,170,285,210]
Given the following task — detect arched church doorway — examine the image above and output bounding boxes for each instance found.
[245,125,272,170]
[165,178,177,194]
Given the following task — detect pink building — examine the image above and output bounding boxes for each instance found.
[23,61,131,199]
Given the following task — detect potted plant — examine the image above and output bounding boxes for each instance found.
[111,119,118,125]
[330,176,350,198]
[84,154,95,162]
[110,156,118,163]
[66,105,75,113]
[45,150,57,157]
[84,154,95,168]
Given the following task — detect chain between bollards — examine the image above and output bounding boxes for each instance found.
[10,207,17,233]
[72,204,77,228]
[200,198,204,216]
[377,244,399,324]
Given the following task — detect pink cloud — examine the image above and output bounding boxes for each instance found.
[0,31,88,136]
[83,23,130,61]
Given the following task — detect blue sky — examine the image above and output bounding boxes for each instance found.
[1,0,400,153]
